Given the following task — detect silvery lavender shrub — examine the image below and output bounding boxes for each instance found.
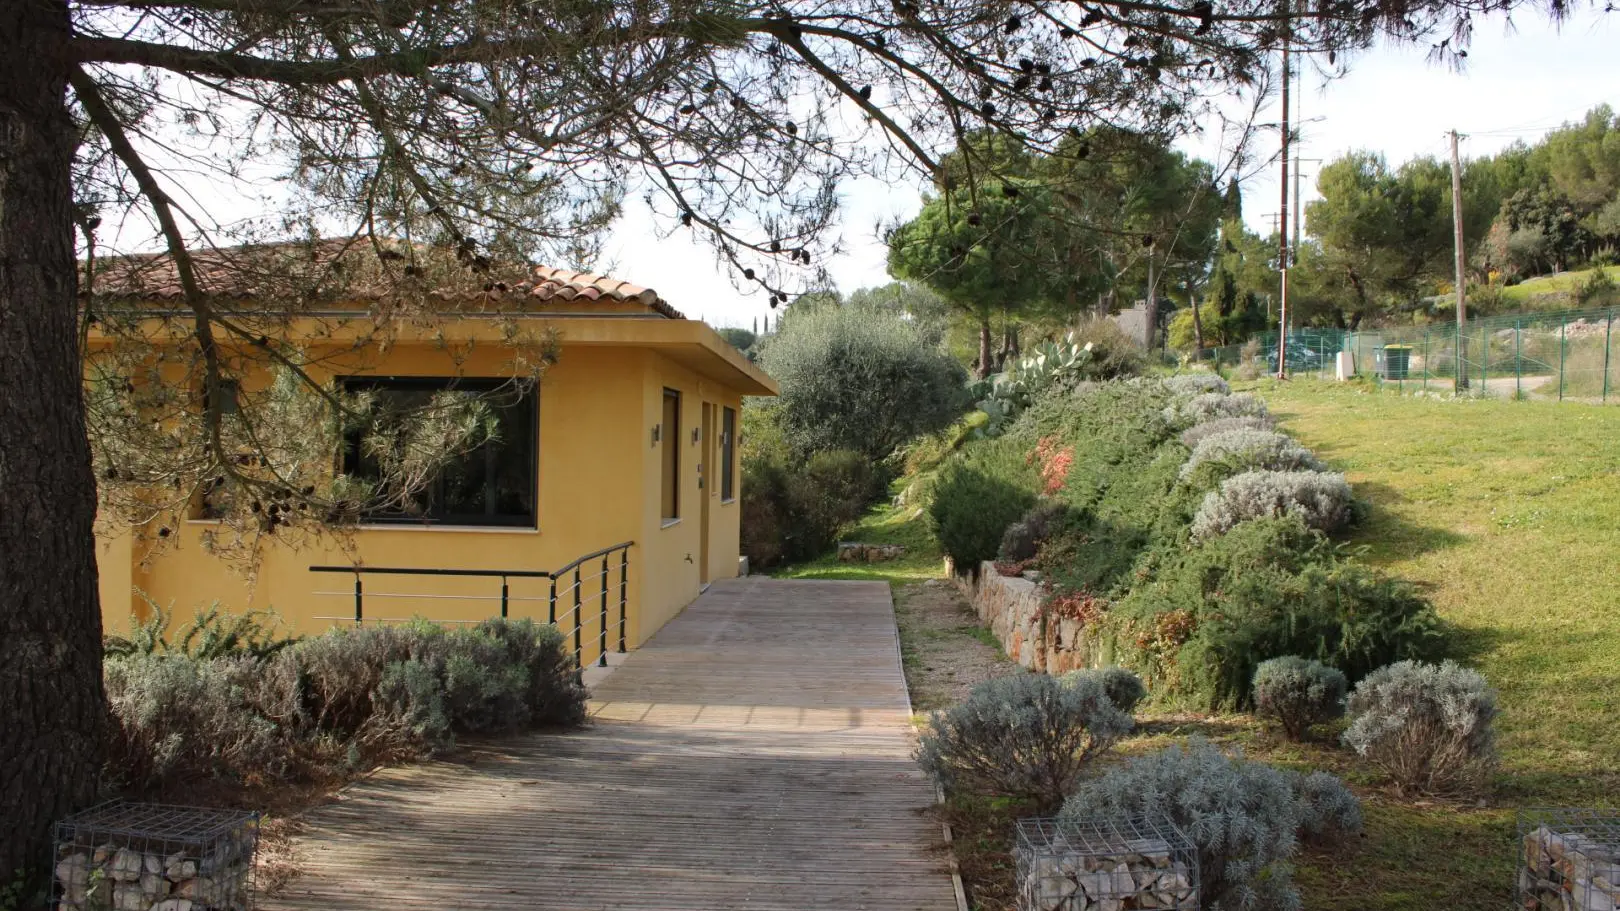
[1180,415,1276,448]
[1164,391,1270,429]
[1063,737,1319,911]
[1342,660,1499,796]
[915,673,1131,811]
[1063,666,1148,716]
[1179,429,1325,484]
[1191,470,1356,540]
[1290,770,1364,847]
[1164,373,1232,396]
[1252,656,1348,740]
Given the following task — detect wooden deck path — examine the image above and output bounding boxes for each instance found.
[267,577,959,911]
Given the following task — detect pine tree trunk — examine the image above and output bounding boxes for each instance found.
[977,317,993,379]
[0,0,108,880]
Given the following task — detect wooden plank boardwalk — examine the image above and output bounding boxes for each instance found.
[267,577,958,911]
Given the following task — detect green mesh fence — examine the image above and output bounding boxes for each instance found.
[1191,306,1620,403]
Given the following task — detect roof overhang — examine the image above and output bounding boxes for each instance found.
[87,312,778,397]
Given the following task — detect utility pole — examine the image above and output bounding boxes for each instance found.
[1450,129,1470,391]
[1275,13,1291,379]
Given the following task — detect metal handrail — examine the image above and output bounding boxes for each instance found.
[309,541,633,668]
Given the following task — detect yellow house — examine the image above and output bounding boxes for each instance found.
[88,242,776,666]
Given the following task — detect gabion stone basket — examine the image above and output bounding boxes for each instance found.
[52,801,260,911]
[1016,815,1200,911]
[1518,809,1620,911]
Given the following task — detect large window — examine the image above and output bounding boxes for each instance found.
[721,406,736,501]
[661,389,680,521]
[341,377,537,527]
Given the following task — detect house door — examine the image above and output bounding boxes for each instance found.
[699,403,714,585]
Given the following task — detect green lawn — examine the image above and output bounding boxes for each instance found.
[1247,378,1620,910]
[1498,264,1620,307]
[776,383,1620,909]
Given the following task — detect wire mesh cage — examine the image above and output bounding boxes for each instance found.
[1015,815,1200,911]
[51,801,260,911]
[1517,808,1620,911]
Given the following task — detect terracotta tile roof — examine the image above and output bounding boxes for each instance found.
[82,240,685,319]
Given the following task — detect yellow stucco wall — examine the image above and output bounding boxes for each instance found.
[97,328,760,665]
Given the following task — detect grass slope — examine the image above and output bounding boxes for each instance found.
[1247,378,1620,910]
[1498,264,1620,308]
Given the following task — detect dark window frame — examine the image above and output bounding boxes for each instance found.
[661,388,681,522]
[339,376,539,528]
[720,406,737,502]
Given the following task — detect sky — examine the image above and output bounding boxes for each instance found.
[619,7,1620,328]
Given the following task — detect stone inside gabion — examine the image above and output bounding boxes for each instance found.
[1018,830,1197,911]
[52,805,258,911]
[1521,825,1620,911]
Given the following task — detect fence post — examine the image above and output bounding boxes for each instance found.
[1605,310,1613,404]
[500,576,509,619]
[598,556,609,668]
[1515,319,1522,399]
[1481,322,1489,394]
[1456,319,1464,392]
[573,567,583,667]
[1423,329,1430,392]
[618,549,628,654]
[1559,317,1567,402]
[353,574,363,625]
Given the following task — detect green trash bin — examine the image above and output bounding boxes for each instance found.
[1383,344,1412,380]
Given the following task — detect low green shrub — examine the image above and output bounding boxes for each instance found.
[104,616,587,791]
[1191,469,1356,540]
[1063,666,1147,715]
[1114,517,1444,709]
[1342,660,1499,796]
[930,447,1038,569]
[916,673,1130,811]
[996,499,1071,564]
[740,447,877,569]
[1178,414,1275,448]
[1253,656,1348,740]
[1064,738,1356,911]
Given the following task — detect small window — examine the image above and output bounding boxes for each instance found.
[721,406,736,501]
[340,377,537,527]
[661,389,681,521]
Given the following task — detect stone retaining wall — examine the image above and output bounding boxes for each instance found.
[953,560,1105,674]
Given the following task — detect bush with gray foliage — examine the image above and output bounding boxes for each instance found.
[1290,769,1364,847]
[1064,666,1147,715]
[1164,391,1270,429]
[1164,373,1231,396]
[1342,660,1499,796]
[1180,429,1324,484]
[915,673,1131,811]
[1064,737,1355,911]
[1191,469,1356,540]
[1253,656,1348,740]
[1179,415,1276,448]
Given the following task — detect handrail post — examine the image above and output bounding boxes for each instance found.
[598,555,609,668]
[547,577,557,625]
[573,567,582,668]
[353,574,363,625]
[618,548,628,653]
[500,575,510,619]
